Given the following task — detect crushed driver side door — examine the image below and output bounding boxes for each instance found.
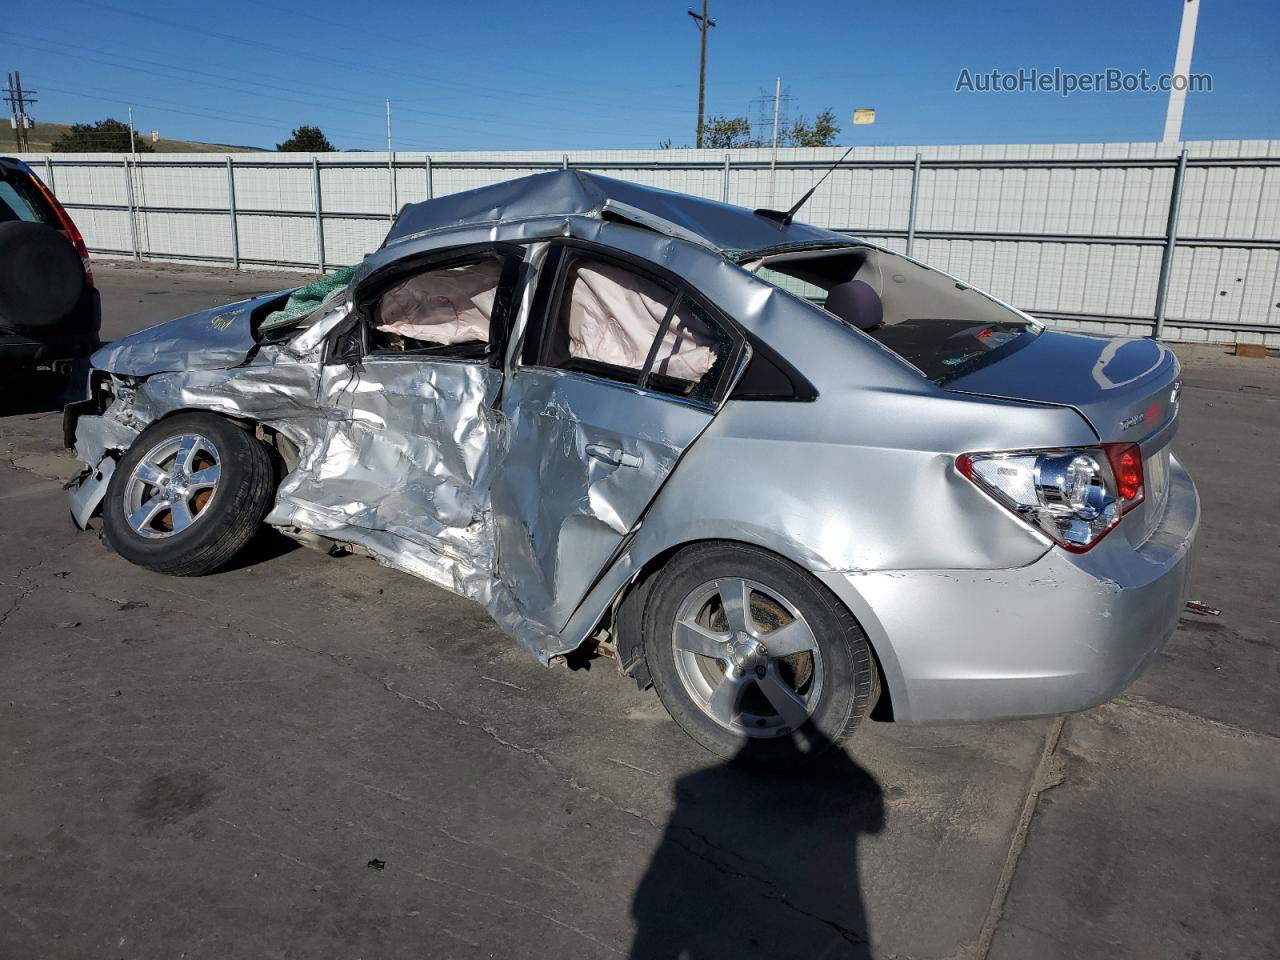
[275,244,523,597]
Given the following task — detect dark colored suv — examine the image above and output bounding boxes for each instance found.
[0,157,100,392]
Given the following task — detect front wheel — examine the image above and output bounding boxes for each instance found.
[643,543,879,764]
[102,412,276,576]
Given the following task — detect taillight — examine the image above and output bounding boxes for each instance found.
[957,445,1145,553]
[23,164,94,287]
[1102,442,1144,506]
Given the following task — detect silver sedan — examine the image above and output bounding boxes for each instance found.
[64,171,1198,764]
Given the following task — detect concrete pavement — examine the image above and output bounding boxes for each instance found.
[1,261,1275,959]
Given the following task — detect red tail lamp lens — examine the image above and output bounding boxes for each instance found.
[1102,443,1144,506]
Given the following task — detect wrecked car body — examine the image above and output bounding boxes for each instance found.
[65,170,1199,762]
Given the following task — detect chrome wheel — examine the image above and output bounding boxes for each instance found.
[670,577,824,738]
[121,433,221,540]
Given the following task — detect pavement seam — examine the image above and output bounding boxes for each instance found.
[972,715,1066,960]
[1116,693,1279,743]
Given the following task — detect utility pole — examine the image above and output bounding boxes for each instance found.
[687,2,716,148]
[1162,0,1200,143]
[4,72,37,152]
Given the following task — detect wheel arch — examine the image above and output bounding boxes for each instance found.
[143,407,296,478]
[603,535,903,723]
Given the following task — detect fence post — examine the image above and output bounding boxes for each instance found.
[388,151,397,220]
[425,156,433,200]
[122,156,140,261]
[312,156,326,274]
[905,153,922,258]
[1153,149,1189,340]
[722,154,731,203]
[226,157,240,271]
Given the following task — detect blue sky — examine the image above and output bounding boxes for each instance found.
[7,0,1279,150]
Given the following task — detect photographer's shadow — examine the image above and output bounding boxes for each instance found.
[629,729,884,960]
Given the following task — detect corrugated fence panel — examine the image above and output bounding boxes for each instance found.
[26,142,1280,345]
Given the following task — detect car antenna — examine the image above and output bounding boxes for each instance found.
[754,144,856,227]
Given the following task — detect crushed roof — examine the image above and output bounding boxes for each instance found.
[384,169,849,254]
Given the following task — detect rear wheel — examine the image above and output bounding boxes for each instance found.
[102,413,275,576]
[644,543,878,764]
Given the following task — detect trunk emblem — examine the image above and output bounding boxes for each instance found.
[1119,411,1146,431]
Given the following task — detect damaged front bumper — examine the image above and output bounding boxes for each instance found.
[62,384,142,529]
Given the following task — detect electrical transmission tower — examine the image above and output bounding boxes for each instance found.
[4,72,38,153]
[750,80,793,147]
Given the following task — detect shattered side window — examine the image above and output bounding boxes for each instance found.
[646,298,733,404]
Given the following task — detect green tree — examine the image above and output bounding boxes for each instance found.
[701,115,761,150]
[50,118,153,153]
[784,108,841,147]
[277,126,336,152]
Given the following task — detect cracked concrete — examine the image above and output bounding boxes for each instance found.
[1,262,1277,959]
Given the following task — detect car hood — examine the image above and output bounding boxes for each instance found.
[946,330,1181,446]
[91,289,294,377]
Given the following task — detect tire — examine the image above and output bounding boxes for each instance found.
[103,413,276,576]
[644,542,879,765]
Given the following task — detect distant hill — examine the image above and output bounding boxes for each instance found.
[8,121,265,155]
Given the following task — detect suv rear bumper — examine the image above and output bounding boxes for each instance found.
[0,331,101,367]
[818,455,1199,725]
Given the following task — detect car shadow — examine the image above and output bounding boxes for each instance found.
[0,366,84,417]
[628,729,884,959]
[213,526,301,573]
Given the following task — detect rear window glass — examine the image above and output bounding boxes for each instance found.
[0,175,47,224]
[751,248,1037,385]
[870,318,1033,382]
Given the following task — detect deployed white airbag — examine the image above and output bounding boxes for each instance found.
[376,260,501,345]
[567,262,716,381]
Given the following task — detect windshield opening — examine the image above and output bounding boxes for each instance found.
[746,246,1039,384]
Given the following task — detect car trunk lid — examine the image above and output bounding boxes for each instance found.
[944,330,1181,449]
[946,330,1182,545]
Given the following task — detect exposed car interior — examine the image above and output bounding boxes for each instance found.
[370,256,503,359]
[747,246,1037,383]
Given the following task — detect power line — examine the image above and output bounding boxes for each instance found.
[10,32,694,147]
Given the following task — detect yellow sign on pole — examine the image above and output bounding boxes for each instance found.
[852,108,876,125]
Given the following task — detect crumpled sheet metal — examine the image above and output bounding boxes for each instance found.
[90,289,293,377]
[80,338,564,658]
[490,366,713,634]
[384,170,845,256]
[69,180,883,665]
[270,360,502,595]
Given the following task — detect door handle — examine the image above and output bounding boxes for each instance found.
[586,443,644,469]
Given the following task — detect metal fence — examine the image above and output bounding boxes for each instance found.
[27,141,1280,345]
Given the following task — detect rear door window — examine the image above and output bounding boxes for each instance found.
[0,173,48,224]
[529,250,739,404]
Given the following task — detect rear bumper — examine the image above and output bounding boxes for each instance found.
[0,331,101,367]
[818,455,1199,725]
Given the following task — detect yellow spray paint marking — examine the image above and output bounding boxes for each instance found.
[209,310,242,331]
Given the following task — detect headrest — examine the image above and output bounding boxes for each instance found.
[823,278,883,331]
